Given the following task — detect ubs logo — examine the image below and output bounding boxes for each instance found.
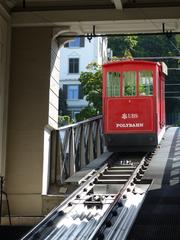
[121,113,139,119]
[121,113,128,119]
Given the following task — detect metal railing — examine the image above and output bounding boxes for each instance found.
[50,115,104,185]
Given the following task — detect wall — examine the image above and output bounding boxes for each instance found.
[5,27,54,216]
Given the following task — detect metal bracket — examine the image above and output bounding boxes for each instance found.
[87,25,96,42]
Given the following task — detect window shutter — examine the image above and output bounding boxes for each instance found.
[63,85,68,99]
[75,58,79,73]
[80,38,85,47]
[79,85,84,99]
[69,59,72,73]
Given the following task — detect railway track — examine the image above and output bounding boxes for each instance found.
[22,152,153,240]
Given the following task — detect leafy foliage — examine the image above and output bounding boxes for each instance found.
[76,106,98,122]
[76,62,102,121]
[135,35,175,57]
[108,36,138,58]
[108,34,178,63]
[58,115,71,127]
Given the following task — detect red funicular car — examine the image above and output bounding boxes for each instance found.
[103,60,167,152]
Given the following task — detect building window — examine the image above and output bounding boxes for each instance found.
[64,37,85,48]
[69,37,80,47]
[67,85,79,100]
[69,58,79,74]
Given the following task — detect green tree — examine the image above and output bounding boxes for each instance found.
[135,35,175,57]
[76,62,102,121]
[109,34,177,62]
[76,106,98,122]
[108,36,138,58]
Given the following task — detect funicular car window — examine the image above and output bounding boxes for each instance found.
[123,71,136,96]
[106,72,120,97]
[139,71,153,96]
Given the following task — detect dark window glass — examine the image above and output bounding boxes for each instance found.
[64,42,69,47]
[64,38,84,48]
[69,58,79,73]
[64,37,85,48]
[69,37,80,48]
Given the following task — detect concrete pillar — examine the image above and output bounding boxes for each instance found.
[0,9,10,177]
[5,27,61,216]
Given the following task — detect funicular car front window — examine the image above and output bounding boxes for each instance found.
[139,71,153,96]
[106,72,120,97]
[123,71,136,96]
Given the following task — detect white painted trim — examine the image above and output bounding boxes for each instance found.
[42,128,51,195]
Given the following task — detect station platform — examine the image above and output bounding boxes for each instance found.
[128,127,180,240]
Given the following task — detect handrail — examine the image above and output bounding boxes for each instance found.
[49,115,104,187]
[58,115,102,130]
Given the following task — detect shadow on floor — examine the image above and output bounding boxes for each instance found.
[0,225,33,240]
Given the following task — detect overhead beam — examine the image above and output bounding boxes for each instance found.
[112,0,123,10]
[12,7,180,28]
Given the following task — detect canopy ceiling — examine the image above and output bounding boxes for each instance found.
[3,0,180,35]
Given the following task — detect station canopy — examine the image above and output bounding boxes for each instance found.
[4,0,180,35]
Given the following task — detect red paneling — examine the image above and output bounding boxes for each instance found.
[104,97,154,133]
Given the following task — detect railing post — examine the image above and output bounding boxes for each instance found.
[80,124,86,168]
[99,119,105,153]
[96,120,101,157]
[57,132,64,184]
[87,123,94,162]
[69,128,76,176]
[50,130,58,184]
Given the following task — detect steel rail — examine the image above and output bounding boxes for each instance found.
[89,153,149,240]
[21,153,113,239]
[21,152,151,240]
